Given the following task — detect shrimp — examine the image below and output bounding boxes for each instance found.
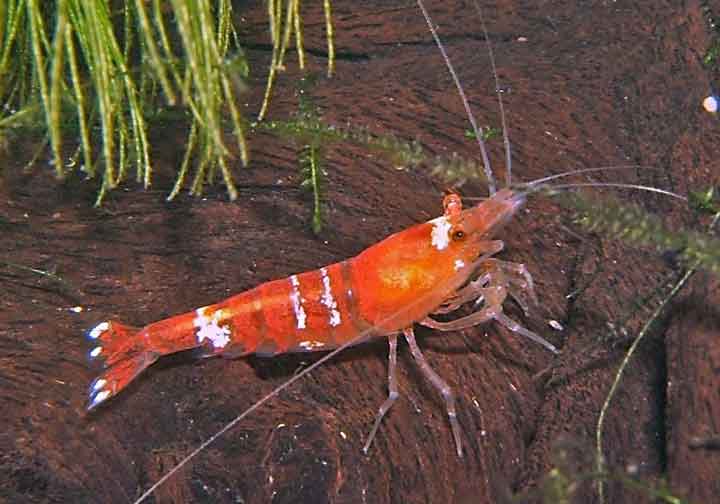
[86,187,556,459]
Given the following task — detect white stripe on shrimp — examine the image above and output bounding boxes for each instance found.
[88,321,109,339]
[320,267,342,327]
[289,275,307,329]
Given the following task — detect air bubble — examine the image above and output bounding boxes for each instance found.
[703,95,718,113]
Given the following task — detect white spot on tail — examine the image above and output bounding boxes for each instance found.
[454,259,465,271]
[289,275,307,329]
[92,379,107,392]
[430,216,452,250]
[90,346,102,358]
[193,306,231,349]
[320,268,342,327]
[88,321,109,339]
[91,390,110,408]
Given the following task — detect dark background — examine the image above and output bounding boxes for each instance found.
[2,1,719,502]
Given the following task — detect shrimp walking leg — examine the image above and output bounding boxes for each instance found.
[495,313,559,353]
[432,273,492,314]
[363,333,399,454]
[421,282,559,353]
[421,308,558,354]
[403,327,463,458]
[420,304,499,331]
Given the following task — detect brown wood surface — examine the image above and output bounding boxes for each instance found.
[1,1,719,503]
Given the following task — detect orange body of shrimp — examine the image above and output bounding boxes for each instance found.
[87,188,554,456]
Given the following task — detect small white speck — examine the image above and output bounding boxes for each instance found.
[430,216,452,250]
[626,463,639,475]
[93,379,106,391]
[480,430,487,436]
[340,431,347,440]
[69,306,83,313]
[454,259,465,271]
[508,382,518,392]
[276,423,286,429]
[517,36,528,42]
[90,346,102,358]
[88,322,109,339]
[299,340,325,350]
[703,95,718,113]
[548,320,564,331]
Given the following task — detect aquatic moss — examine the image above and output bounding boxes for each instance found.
[0,0,336,205]
[557,190,720,276]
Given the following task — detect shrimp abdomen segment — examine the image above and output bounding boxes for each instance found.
[246,261,371,355]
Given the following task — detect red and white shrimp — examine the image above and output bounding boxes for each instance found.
[86,186,556,458]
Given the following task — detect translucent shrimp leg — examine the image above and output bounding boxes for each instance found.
[404,326,463,457]
[363,333,399,454]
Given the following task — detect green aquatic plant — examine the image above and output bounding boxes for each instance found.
[558,190,720,276]
[263,117,494,189]
[0,0,336,205]
[260,115,498,228]
[702,2,720,69]
[526,441,691,504]
[299,143,325,234]
[464,125,500,141]
[591,195,720,504]
[259,0,335,121]
[0,259,79,295]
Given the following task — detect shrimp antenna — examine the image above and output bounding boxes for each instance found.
[416,0,497,195]
[472,0,513,188]
[546,182,687,201]
[523,165,653,187]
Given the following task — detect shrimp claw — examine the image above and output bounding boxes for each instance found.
[421,258,558,354]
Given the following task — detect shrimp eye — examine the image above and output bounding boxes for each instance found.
[452,229,466,241]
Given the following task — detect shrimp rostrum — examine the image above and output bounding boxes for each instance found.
[86,186,556,458]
